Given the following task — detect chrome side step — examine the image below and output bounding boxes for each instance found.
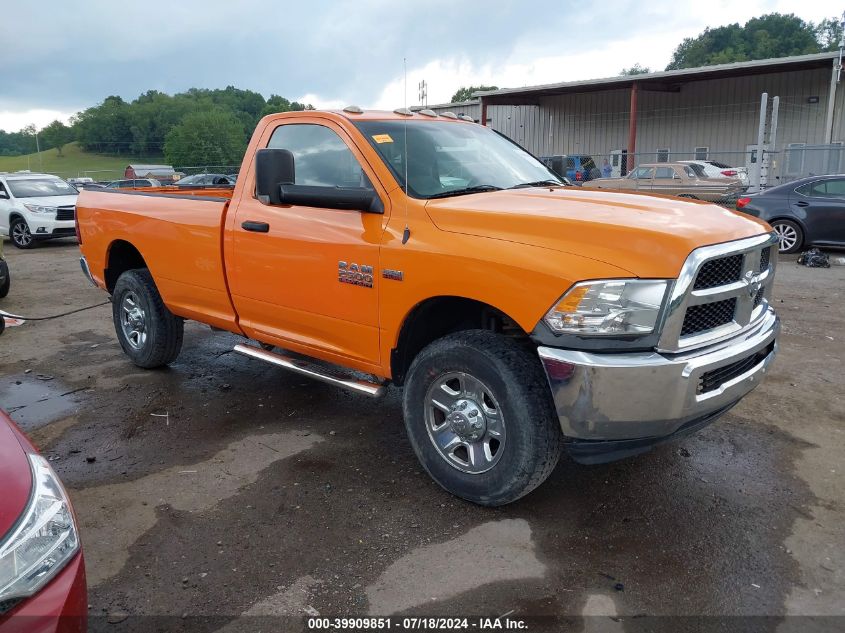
[233,344,386,398]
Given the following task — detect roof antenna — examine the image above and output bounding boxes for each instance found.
[402,57,411,245]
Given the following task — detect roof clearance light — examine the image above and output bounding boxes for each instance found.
[440,112,458,119]
[418,109,438,117]
[393,108,414,116]
[343,105,364,114]
[457,114,475,122]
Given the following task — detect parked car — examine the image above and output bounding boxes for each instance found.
[541,154,600,182]
[76,109,778,506]
[67,177,94,189]
[680,160,749,186]
[0,410,86,631]
[736,174,845,253]
[175,173,235,187]
[0,172,79,249]
[581,162,743,202]
[105,179,161,189]
[0,239,9,299]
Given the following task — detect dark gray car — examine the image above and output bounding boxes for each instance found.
[736,175,845,253]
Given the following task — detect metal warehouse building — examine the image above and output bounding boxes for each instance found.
[422,52,843,184]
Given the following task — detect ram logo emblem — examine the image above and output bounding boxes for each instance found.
[338,261,374,288]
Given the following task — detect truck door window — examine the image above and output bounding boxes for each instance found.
[268,124,373,189]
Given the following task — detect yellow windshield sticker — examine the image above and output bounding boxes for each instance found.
[372,134,394,144]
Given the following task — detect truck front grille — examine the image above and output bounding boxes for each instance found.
[658,234,778,352]
[759,246,771,272]
[56,206,75,221]
[698,342,775,394]
[693,254,743,289]
[681,298,736,336]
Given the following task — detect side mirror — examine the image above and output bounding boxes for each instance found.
[278,185,384,214]
[0,191,8,199]
[255,148,295,205]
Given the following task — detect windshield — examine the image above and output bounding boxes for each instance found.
[355,120,562,199]
[7,178,77,198]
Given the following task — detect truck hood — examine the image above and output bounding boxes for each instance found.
[425,188,771,277]
[0,413,32,541]
[16,195,78,208]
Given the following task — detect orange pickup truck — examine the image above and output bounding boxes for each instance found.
[77,108,779,505]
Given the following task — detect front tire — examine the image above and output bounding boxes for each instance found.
[771,219,803,254]
[10,218,34,249]
[403,330,562,506]
[112,269,183,368]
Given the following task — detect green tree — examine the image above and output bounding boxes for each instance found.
[667,13,824,70]
[164,109,247,167]
[816,17,844,51]
[40,120,73,156]
[450,85,498,103]
[620,64,652,75]
[259,95,314,118]
[72,95,133,153]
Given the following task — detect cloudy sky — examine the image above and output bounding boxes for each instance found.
[0,0,841,131]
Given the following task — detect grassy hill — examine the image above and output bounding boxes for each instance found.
[0,143,163,181]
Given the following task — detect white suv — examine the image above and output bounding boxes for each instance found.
[0,172,79,249]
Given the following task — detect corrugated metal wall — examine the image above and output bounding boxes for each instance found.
[486,66,840,159]
[427,102,482,120]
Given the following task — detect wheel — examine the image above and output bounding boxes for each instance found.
[771,219,803,254]
[10,218,34,249]
[0,261,9,298]
[112,269,184,368]
[403,330,563,506]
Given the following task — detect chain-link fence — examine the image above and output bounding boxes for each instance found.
[540,144,845,210]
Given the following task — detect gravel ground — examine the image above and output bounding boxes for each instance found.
[1,238,843,632]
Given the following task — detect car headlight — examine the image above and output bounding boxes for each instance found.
[543,279,669,336]
[0,455,80,602]
[22,204,57,215]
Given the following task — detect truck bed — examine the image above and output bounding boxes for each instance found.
[76,188,240,332]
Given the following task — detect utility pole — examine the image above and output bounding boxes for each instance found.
[418,80,428,107]
[32,124,43,172]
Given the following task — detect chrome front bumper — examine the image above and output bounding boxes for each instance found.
[537,308,779,445]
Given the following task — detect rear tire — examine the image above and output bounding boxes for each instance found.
[402,330,562,506]
[112,269,183,368]
[0,262,9,298]
[771,219,803,254]
[10,218,34,249]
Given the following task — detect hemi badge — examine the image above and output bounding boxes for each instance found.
[382,269,404,281]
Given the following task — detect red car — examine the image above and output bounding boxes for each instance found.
[0,410,86,633]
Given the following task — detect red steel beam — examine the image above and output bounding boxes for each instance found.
[627,82,638,172]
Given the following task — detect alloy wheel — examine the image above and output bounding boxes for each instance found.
[773,222,798,253]
[11,222,32,247]
[424,371,506,474]
[120,291,148,349]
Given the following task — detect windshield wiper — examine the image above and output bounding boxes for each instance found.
[426,185,503,199]
[509,180,565,189]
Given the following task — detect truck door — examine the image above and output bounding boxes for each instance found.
[227,120,388,370]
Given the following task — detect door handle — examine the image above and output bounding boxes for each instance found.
[795,201,809,207]
[241,221,270,233]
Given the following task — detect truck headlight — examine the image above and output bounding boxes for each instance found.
[543,279,669,336]
[0,455,80,602]
[23,204,57,215]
